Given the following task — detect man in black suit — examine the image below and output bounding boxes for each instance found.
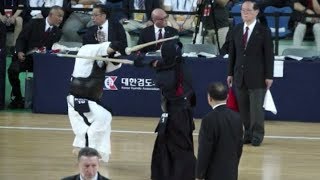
[7,6,64,109]
[196,82,243,180]
[137,8,179,53]
[227,0,274,146]
[82,4,127,55]
[61,147,110,180]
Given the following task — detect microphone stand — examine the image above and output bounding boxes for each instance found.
[192,0,206,44]
[209,0,221,54]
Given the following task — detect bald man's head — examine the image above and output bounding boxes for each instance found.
[151,8,168,28]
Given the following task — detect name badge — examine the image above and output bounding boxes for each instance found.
[155,113,168,134]
[74,98,90,113]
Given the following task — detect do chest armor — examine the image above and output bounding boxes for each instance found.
[70,61,107,102]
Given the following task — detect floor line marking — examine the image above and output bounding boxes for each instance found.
[1,125,320,140]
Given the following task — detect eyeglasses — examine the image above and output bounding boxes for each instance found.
[91,14,103,17]
[241,9,255,13]
[156,15,168,21]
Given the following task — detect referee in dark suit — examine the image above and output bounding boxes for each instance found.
[196,82,243,180]
[7,6,64,109]
[227,0,274,146]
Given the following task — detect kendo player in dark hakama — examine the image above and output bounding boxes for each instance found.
[134,40,197,180]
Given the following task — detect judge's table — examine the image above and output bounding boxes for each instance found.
[32,53,320,122]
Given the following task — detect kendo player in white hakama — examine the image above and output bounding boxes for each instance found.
[66,41,122,163]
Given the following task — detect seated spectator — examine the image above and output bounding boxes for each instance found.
[24,0,69,22]
[82,4,127,54]
[137,8,178,53]
[256,0,293,26]
[61,0,105,43]
[258,0,292,8]
[105,0,125,22]
[202,0,230,53]
[121,0,161,33]
[226,0,241,10]
[292,0,320,50]
[0,0,24,48]
[27,0,45,19]
[7,6,64,109]
[163,0,197,34]
[61,147,110,180]
[24,0,45,19]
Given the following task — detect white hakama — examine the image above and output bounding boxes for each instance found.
[67,42,121,162]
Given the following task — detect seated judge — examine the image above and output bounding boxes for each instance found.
[137,8,179,53]
[7,6,64,109]
[82,4,128,55]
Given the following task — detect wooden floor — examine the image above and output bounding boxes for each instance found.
[0,111,320,180]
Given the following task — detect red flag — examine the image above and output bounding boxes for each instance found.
[226,88,239,112]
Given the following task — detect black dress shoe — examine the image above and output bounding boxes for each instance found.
[8,99,25,109]
[251,139,262,146]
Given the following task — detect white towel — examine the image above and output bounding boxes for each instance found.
[263,90,277,115]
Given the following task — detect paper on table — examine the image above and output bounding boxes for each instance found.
[198,52,216,58]
[285,55,303,61]
[274,60,284,77]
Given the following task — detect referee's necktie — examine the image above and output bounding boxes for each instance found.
[156,28,163,50]
[242,26,249,48]
[45,27,51,35]
[41,27,52,45]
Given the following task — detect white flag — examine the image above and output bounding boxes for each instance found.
[263,90,277,115]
